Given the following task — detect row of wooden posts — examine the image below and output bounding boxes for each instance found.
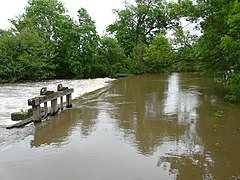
[28,84,74,122]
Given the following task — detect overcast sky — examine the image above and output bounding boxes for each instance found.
[0,0,130,34]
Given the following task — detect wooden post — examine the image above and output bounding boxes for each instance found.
[51,98,58,115]
[60,96,63,111]
[27,88,73,121]
[66,93,72,108]
[30,98,41,122]
[32,105,41,122]
[44,102,48,116]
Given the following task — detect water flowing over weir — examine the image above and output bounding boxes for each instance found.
[0,78,114,126]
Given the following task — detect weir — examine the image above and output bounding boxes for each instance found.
[6,84,73,129]
[28,84,74,122]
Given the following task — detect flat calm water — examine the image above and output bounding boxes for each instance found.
[0,73,239,180]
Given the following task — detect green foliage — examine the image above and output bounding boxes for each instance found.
[189,0,240,101]
[156,0,240,101]
[224,72,240,101]
[131,39,147,73]
[0,0,239,102]
[0,0,106,82]
[0,30,18,82]
[22,0,76,78]
[213,110,224,118]
[16,28,56,80]
[0,26,56,82]
[144,34,173,73]
[97,37,126,77]
[107,0,168,56]
[74,8,99,78]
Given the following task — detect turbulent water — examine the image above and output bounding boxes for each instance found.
[0,78,114,126]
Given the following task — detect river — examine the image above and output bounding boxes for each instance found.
[0,73,239,180]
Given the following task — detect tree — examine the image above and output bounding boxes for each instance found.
[169,0,240,101]
[144,33,173,73]
[220,0,240,101]
[107,0,168,56]
[0,26,56,82]
[97,36,126,77]
[68,8,100,78]
[0,30,22,82]
[24,0,75,78]
[16,27,56,80]
[0,0,105,82]
[22,0,68,41]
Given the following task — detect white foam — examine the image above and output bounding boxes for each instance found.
[0,78,115,126]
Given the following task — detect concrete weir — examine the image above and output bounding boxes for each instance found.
[6,84,74,129]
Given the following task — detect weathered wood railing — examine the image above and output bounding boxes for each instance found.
[28,84,74,122]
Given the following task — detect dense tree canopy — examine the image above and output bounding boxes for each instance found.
[0,0,239,101]
[107,0,169,55]
[191,0,240,101]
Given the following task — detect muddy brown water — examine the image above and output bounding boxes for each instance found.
[0,73,239,180]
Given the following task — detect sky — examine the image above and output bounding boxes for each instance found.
[0,0,200,37]
[0,0,129,34]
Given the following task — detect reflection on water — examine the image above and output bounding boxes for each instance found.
[31,91,102,147]
[164,73,180,116]
[0,73,240,180]
[164,73,199,124]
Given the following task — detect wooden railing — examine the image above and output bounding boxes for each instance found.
[28,84,74,122]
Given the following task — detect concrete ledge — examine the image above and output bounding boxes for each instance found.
[11,112,30,121]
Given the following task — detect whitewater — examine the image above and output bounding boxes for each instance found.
[0,78,115,126]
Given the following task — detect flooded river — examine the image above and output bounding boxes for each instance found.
[0,73,239,180]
